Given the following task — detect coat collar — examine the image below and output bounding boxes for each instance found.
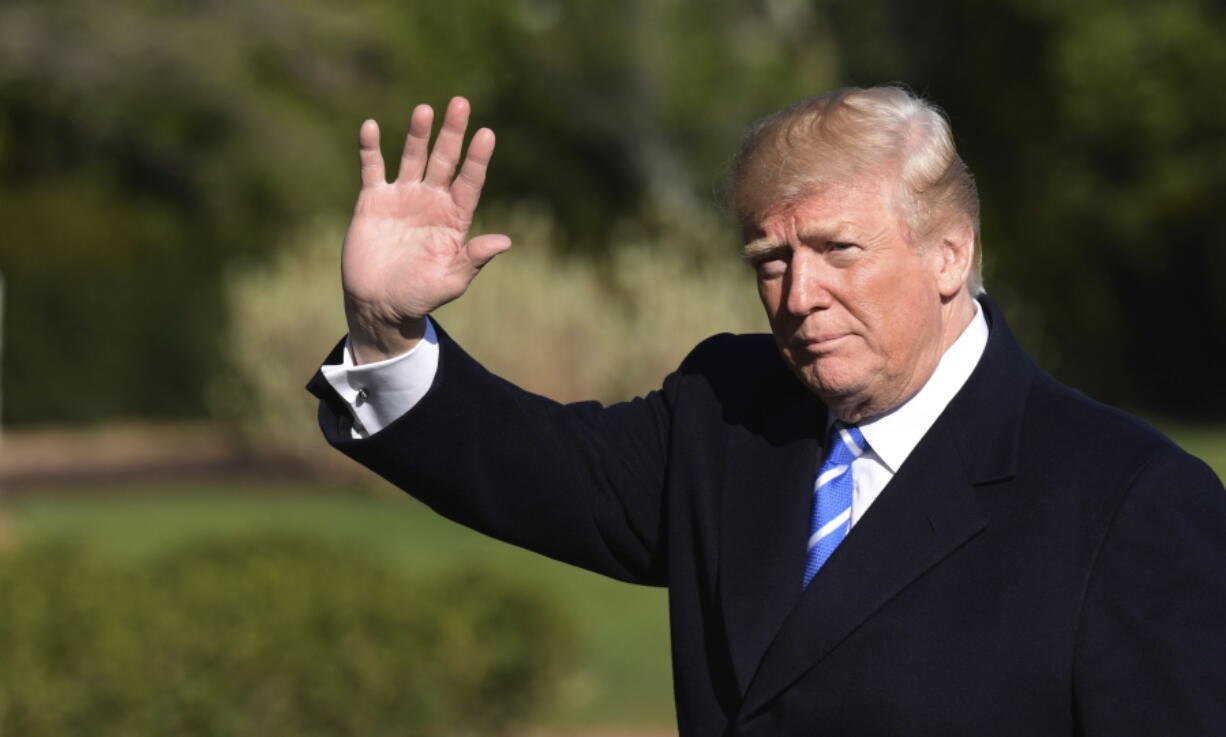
[720,295,1033,715]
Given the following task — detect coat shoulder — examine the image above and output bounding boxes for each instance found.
[673,332,801,406]
[1022,369,1214,489]
[678,333,792,390]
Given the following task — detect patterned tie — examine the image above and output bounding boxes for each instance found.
[802,423,867,588]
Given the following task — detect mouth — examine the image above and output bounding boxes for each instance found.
[793,333,851,353]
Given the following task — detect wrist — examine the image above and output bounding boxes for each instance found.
[344,299,427,365]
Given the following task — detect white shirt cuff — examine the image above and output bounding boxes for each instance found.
[319,318,440,439]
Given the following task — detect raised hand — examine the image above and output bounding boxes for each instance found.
[341,97,511,363]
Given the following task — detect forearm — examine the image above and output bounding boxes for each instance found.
[309,322,672,584]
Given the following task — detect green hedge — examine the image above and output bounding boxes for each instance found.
[0,535,576,736]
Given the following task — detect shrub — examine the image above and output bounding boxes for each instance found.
[0,536,575,736]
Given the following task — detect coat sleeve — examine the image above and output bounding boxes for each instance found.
[306,324,681,586]
[1072,444,1226,735]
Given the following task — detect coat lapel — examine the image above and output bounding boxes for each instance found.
[735,421,988,720]
[719,387,826,693]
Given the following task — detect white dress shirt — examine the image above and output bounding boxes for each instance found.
[321,302,990,527]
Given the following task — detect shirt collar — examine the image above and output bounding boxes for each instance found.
[851,299,990,474]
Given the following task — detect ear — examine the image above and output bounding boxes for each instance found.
[932,217,975,298]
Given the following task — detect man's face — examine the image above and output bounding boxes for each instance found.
[745,175,950,423]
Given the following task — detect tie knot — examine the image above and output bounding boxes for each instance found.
[827,423,867,465]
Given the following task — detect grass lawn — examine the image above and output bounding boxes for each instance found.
[5,483,676,733]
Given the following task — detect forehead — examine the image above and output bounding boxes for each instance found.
[745,176,904,242]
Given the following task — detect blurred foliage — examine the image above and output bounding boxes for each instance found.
[0,535,576,736]
[0,0,364,421]
[1,0,1223,425]
[208,216,349,459]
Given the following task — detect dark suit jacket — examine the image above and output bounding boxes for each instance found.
[309,297,1226,736]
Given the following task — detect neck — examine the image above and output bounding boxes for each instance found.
[940,292,977,354]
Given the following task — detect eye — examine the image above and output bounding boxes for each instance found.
[749,249,789,279]
[754,258,787,279]
[826,241,862,264]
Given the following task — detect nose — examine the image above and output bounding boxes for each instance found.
[784,249,833,317]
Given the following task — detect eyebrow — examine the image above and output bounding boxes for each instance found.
[798,223,861,243]
[742,237,784,260]
[743,223,863,260]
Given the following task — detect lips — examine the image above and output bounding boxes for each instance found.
[793,332,851,352]
[798,332,849,345]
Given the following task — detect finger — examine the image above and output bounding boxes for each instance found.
[358,119,385,188]
[423,96,471,187]
[465,233,512,269]
[451,127,495,215]
[396,104,434,183]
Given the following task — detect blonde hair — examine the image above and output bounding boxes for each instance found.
[728,86,983,294]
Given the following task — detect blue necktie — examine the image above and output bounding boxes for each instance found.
[803,423,867,588]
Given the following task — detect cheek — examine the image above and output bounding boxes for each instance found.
[873,283,941,361]
[758,281,787,328]
[757,279,777,308]
[858,259,936,327]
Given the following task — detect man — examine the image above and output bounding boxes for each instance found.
[308,87,1226,735]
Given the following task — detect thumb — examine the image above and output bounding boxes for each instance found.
[465,233,513,269]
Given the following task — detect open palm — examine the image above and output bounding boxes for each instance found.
[341,97,510,361]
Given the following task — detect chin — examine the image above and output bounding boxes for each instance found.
[795,362,867,403]
[783,349,847,387]
[787,356,879,417]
